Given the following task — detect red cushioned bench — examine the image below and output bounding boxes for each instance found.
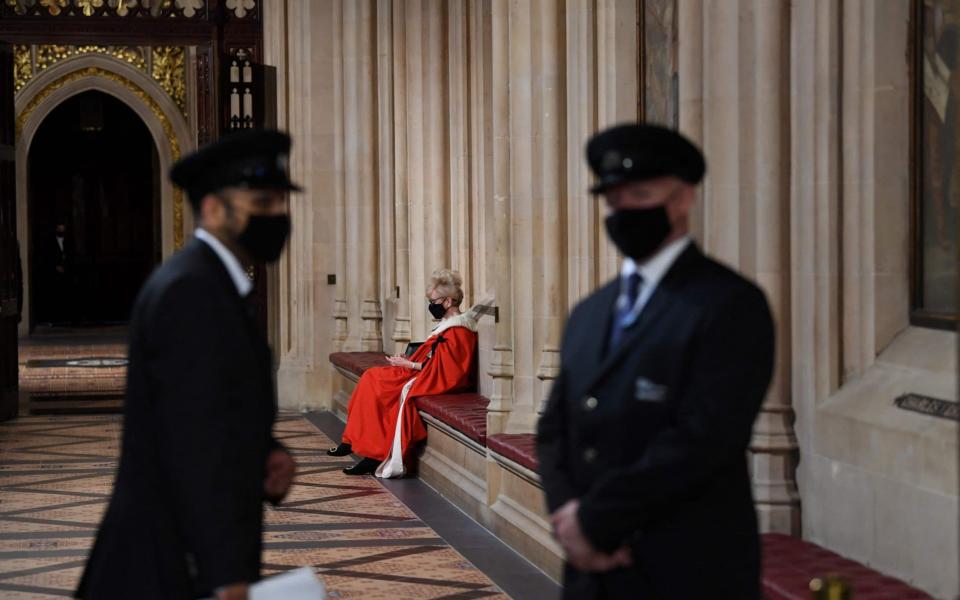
[329,351,390,381]
[761,533,933,599]
[487,433,539,474]
[329,352,489,451]
[480,432,933,599]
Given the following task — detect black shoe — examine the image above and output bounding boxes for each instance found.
[343,457,379,476]
[327,442,352,457]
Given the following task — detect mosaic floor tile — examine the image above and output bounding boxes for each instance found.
[0,414,509,599]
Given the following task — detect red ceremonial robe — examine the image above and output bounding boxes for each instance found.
[341,313,478,477]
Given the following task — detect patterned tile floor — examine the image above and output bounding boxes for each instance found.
[18,328,128,414]
[0,413,510,599]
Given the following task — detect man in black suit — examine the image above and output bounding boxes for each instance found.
[77,130,300,600]
[43,222,71,324]
[536,123,774,599]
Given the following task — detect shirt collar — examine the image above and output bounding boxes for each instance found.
[621,235,692,289]
[194,228,254,297]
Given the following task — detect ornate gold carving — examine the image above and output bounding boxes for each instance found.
[75,0,103,16]
[13,46,33,93]
[36,45,147,73]
[3,0,26,16]
[150,47,186,114]
[40,0,67,16]
[110,0,131,16]
[16,45,186,117]
[5,0,199,18]
[16,67,185,249]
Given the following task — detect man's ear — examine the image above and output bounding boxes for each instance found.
[198,193,225,228]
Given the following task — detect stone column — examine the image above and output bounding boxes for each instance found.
[332,0,349,351]
[565,0,598,307]
[505,0,536,432]
[390,0,412,355]
[840,0,876,381]
[678,0,801,534]
[595,0,639,282]
[678,0,704,238]
[403,0,427,337]
[747,0,800,536]
[534,0,565,415]
[376,0,397,352]
[469,0,494,299]
[487,0,514,435]
[424,0,450,287]
[268,0,339,410]
[448,0,472,302]
[342,0,382,352]
[790,0,842,518]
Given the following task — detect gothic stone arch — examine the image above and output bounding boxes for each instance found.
[14,54,193,335]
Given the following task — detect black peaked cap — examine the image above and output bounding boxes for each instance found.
[170,129,302,206]
[586,123,706,194]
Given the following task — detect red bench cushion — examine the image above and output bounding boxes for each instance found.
[487,433,539,472]
[414,393,489,446]
[761,533,932,600]
[329,352,390,377]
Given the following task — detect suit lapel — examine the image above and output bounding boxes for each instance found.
[575,280,619,382]
[193,240,252,321]
[586,243,704,391]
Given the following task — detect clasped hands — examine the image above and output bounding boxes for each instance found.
[385,354,418,370]
[551,499,632,573]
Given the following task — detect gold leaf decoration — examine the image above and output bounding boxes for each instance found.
[19,45,185,119]
[108,0,136,16]
[75,0,104,16]
[39,0,67,16]
[13,46,33,92]
[35,45,147,74]
[151,46,187,114]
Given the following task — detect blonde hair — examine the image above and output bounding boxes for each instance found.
[426,269,464,306]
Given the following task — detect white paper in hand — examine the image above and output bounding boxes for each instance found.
[250,567,326,600]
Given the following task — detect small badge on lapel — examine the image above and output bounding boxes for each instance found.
[634,376,667,402]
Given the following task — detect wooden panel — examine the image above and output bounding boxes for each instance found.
[0,42,19,421]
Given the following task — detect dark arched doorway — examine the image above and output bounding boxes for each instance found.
[28,90,160,328]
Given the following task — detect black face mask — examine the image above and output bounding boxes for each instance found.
[237,214,291,263]
[428,300,447,320]
[604,206,672,262]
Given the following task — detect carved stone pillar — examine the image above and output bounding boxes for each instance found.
[678,0,801,534]
[389,0,412,355]
[447,0,472,301]
[487,0,514,435]
[332,0,349,352]
[565,0,599,305]
[595,0,639,282]
[342,0,382,352]
[534,0,564,415]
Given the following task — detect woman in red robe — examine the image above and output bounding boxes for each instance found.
[329,269,478,477]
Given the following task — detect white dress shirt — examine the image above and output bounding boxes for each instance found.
[615,235,691,327]
[194,228,253,297]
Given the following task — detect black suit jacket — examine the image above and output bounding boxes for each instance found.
[77,239,280,599]
[536,243,774,600]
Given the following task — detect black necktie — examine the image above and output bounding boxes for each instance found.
[608,272,643,350]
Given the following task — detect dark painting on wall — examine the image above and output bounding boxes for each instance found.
[917,0,960,320]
